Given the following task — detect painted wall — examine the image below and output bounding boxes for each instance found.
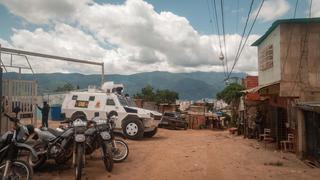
[258,26,281,85]
[279,23,320,99]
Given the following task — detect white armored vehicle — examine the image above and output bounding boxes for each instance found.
[61,82,162,140]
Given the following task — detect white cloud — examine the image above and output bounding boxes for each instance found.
[0,0,91,24]
[2,23,105,74]
[311,0,320,17]
[0,0,260,75]
[252,0,290,22]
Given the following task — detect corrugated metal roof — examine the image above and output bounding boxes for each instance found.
[296,101,320,113]
[240,81,280,93]
[252,18,320,46]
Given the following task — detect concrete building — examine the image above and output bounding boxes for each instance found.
[252,18,320,162]
[239,76,263,137]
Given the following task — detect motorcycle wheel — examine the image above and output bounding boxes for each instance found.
[75,143,84,180]
[55,146,73,165]
[0,160,33,180]
[112,139,129,163]
[28,142,47,170]
[102,141,113,172]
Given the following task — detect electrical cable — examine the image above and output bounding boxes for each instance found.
[211,0,227,77]
[220,0,229,75]
[206,0,227,77]
[227,0,257,79]
[309,0,313,18]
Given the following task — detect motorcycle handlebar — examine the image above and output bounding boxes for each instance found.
[4,113,18,122]
[60,120,72,124]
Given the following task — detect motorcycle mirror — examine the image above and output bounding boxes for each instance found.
[13,106,21,116]
[107,111,118,119]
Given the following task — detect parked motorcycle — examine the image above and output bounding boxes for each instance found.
[28,124,74,169]
[72,119,87,180]
[85,115,129,163]
[85,117,114,172]
[0,113,38,180]
[107,116,129,163]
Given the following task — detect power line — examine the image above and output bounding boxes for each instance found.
[212,0,222,51]
[220,0,229,75]
[282,0,299,77]
[206,0,227,77]
[211,0,227,77]
[236,0,240,33]
[227,0,265,79]
[227,0,255,79]
[309,0,313,18]
[289,0,312,95]
[205,0,216,35]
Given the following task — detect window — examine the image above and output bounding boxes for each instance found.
[106,99,115,106]
[75,100,89,108]
[259,45,273,71]
[164,112,175,117]
[118,95,128,106]
[72,95,78,100]
[89,96,95,101]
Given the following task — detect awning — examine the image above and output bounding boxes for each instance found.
[296,101,320,113]
[241,81,280,93]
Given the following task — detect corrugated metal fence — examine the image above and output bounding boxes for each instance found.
[1,79,37,134]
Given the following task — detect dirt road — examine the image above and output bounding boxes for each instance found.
[33,129,320,180]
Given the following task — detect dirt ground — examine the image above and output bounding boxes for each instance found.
[32,127,320,180]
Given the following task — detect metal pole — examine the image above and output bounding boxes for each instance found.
[101,63,105,86]
[0,46,105,87]
[18,67,21,79]
[0,44,2,133]
[0,47,103,66]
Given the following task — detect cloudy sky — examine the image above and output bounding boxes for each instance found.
[0,0,317,75]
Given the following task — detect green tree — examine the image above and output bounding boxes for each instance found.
[55,83,75,92]
[155,89,179,104]
[216,83,244,104]
[216,83,244,127]
[134,85,155,101]
[134,85,179,104]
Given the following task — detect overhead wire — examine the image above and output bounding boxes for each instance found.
[205,0,227,77]
[231,0,254,77]
[236,0,240,33]
[212,0,223,52]
[220,0,229,75]
[309,0,313,18]
[289,0,312,96]
[227,0,256,79]
[211,0,227,77]
[227,0,265,79]
[282,0,299,77]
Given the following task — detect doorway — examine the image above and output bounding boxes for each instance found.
[276,107,287,147]
[305,111,320,162]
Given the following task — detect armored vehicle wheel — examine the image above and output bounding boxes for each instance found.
[122,118,144,140]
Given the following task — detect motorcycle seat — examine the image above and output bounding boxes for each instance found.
[47,128,64,137]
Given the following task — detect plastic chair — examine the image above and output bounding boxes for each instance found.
[280,133,294,152]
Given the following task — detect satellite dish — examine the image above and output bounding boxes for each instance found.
[219,52,224,61]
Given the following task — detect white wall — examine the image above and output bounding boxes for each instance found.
[258,26,281,85]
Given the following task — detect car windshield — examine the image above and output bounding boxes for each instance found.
[118,95,129,106]
[126,97,137,107]
[117,95,137,107]
[165,112,178,117]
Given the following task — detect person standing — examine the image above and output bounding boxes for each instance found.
[37,101,50,128]
[255,110,263,139]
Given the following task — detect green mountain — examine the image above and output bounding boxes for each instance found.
[3,71,245,100]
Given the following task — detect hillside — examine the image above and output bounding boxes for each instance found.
[3,71,245,100]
